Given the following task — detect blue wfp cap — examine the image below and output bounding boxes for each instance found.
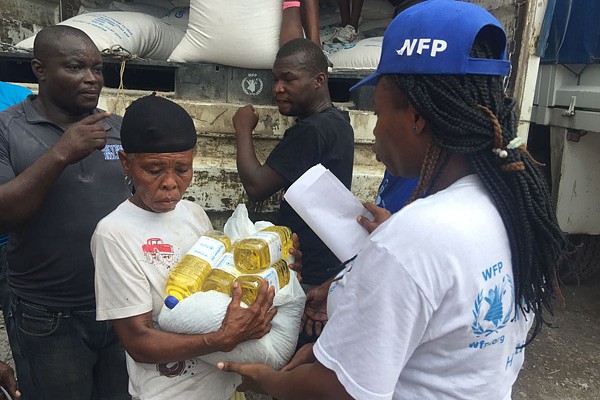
[350,0,510,91]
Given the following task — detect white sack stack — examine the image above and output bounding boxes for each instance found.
[16,11,184,61]
[168,0,282,69]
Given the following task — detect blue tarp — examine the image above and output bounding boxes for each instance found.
[536,0,600,64]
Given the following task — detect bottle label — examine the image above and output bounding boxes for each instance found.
[213,253,241,277]
[250,231,282,265]
[252,267,280,291]
[186,236,226,267]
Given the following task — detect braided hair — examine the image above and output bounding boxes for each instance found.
[390,35,572,342]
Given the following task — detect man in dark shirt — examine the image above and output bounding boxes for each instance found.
[0,26,129,399]
[233,38,355,288]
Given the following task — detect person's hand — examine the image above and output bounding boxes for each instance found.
[218,280,277,351]
[301,283,329,337]
[51,112,111,165]
[0,361,20,399]
[288,232,302,282]
[357,202,392,234]
[280,343,315,371]
[232,105,259,137]
[217,361,275,394]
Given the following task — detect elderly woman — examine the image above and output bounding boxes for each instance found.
[91,95,278,400]
[218,1,572,399]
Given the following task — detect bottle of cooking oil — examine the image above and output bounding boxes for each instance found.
[232,226,293,273]
[164,230,231,309]
[200,252,242,295]
[235,259,291,305]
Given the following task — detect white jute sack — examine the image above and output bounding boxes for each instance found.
[15,11,184,61]
[160,6,190,31]
[168,0,281,68]
[158,272,306,370]
[325,36,383,71]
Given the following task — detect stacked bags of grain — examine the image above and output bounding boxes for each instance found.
[168,0,281,68]
[16,3,185,61]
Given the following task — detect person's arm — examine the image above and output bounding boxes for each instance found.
[0,112,111,231]
[0,361,19,399]
[280,2,304,47]
[112,281,277,364]
[232,105,287,201]
[300,0,321,46]
[301,279,332,337]
[218,359,353,400]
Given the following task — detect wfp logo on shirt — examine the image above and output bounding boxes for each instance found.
[469,265,515,349]
[102,144,123,160]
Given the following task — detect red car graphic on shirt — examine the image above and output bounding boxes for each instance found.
[142,238,174,264]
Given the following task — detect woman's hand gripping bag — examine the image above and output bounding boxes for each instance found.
[158,271,306,370]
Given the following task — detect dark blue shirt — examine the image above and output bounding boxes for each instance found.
[374,170,419,214]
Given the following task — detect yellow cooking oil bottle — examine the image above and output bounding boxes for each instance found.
[164,230,231,309]
[235,259,291,305]
[200,252,242,295]
[232,226,293,273]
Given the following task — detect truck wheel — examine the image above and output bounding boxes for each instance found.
[559,235,600,284]
[154,249,163,264]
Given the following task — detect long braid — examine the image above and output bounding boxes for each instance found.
[390,38,572,342]
[406,139,441,204]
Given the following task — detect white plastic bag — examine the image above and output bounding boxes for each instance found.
[223,204,274,243]
[159,204,304,369]
[158,271,306,370]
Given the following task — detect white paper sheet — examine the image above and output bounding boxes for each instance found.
[284,164,374,262]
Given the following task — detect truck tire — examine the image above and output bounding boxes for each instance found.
[559,235,600,284]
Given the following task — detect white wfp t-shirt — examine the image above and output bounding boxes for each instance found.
[92,200,242,400]
[314,175,533,400]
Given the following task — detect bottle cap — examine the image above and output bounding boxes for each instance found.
[164,295,179,309]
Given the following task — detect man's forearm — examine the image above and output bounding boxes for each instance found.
[267,362,352,400]
[235,132,264,199]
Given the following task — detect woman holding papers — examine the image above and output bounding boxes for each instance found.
[218,1,572,399]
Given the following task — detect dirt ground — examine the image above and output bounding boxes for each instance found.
[1,275,598,399]
[511,274,600,399]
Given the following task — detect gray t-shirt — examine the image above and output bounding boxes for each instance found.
[0,96,130,308]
